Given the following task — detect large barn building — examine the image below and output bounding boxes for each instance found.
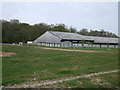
[33,31,119,48]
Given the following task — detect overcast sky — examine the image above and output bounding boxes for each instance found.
[2,2,118,35]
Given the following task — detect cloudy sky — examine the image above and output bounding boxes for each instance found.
[2,2,118,35]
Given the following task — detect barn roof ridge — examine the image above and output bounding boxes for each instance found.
[47,31,62,39]
[48,31,85,40]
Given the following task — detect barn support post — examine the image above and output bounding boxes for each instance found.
[78,43,79,47]
[107,44,109,48]
[114,45,116,48]
[91,43,93,47]
[100,44,101,47]
[71,42,73,47]
[54,43,55,47]
[77,43,78,47]
[60,42,61,47]
[82,44,84,47]
[77,41,79,47]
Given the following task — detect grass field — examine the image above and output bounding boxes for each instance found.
[40,72,119,88]
[2,44,118,88]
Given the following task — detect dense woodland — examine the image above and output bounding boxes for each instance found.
[1,19,118,43]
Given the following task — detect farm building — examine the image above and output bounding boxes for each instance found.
[33,31,119,48]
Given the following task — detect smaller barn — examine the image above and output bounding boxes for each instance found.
[33,31,119,48]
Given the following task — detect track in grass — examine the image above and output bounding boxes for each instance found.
[4,70,120,88]
[35,47,112,53]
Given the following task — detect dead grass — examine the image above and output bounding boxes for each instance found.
[36,47,111,53]
[0,52,16,57]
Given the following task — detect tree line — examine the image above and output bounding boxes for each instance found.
[1,19,118,43]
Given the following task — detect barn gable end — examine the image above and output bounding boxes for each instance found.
[33,31,61,45]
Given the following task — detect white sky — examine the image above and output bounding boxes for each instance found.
[1,1,118,35]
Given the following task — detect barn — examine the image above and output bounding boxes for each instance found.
[33,31,119,48]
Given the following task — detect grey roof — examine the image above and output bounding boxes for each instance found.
[49,31,93,41]
[33,31,118,44]
[85,36,118,43]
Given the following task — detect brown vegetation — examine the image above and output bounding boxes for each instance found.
[0,52,16,57]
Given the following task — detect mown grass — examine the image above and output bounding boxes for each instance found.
[2,44,118,88]
[41,72,119,88]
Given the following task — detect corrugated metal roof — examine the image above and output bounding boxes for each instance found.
[49,31,93,40]
[85,36,118,43]
[49,31,118,43]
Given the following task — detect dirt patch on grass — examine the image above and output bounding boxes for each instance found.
[0,52,16,57]
[91,77,110,86]
[36,47,109,53]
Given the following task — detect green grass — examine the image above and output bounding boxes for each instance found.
[2,44,118,88]
[41,72,119,88]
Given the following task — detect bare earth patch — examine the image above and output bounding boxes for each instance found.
[91,77,110,86]
[3,70,120,88]
[36,47,109,53]
[0,52,16,57]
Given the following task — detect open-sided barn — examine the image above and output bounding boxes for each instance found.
[33,31,119,48]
